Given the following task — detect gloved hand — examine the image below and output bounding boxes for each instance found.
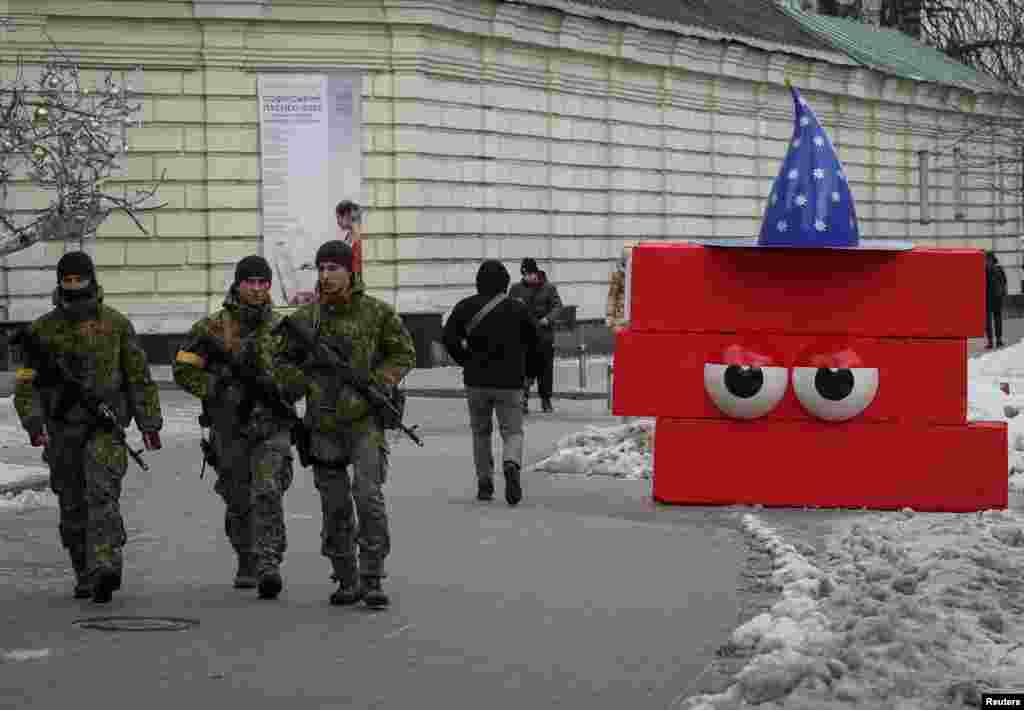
[142,431,162,451]
[30,431,49,447]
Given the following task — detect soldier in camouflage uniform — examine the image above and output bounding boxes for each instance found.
[275,241,416,609]
[15,251,164,603]
[173,255,298,600]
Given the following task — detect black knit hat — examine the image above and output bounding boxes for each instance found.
[315,240,354,271]
[520,257,539,275]
[235,255,272,284]
[56,251,95,282]
[476,259,510,297]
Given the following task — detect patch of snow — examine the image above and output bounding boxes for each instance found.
[0,488,57,511]
[535,419,655,479]
[1,648,51,662]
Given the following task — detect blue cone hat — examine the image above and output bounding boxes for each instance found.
[693,84,912,251]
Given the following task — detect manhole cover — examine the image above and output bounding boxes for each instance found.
[73,616,199,632]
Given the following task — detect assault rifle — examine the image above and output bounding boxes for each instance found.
[189,334,313,467]
[11,328,149,471]
[271,316,424,447]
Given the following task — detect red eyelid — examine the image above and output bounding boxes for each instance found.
[802,349,865,369]
[721,345,777,367]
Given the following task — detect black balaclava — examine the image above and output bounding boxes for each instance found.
[476,260,510,298]
[56,250,99,319]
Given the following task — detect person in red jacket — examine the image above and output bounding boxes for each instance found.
[336,200,364,278]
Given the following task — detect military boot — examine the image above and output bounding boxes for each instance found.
[361,576,390,609]
[70,549,91,600]
[257,570,283,600]
[329,559,363,605]
[233,552,258,589]
[91,568,120,604]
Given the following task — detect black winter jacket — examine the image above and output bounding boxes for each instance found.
[509,270,562,346]
[442,294,538,389]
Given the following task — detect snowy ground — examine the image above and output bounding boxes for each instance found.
[535,344,1024,708]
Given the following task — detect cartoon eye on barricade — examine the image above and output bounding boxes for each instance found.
[611,84,1008,513]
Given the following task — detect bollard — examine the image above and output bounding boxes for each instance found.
[606,360,613,413]
[577,343,588,390]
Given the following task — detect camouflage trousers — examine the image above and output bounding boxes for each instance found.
[45,427,128,580]
[311,425,391,578]
[212,431,293,576]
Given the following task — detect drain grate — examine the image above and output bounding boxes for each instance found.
[73,616,199,632]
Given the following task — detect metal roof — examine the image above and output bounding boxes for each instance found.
[779,4,1019,94]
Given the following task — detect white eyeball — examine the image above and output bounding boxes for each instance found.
[704,363,788,420]
[792,367,879,422]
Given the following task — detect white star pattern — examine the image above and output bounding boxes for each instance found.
[813,168,825,180]
[777,220,788,232]
[800,116,810,126]
[795,194,808,207]
[813,135,825,147]
[831,191,841,202]
[788,169,799,180]
[814,219,827,232]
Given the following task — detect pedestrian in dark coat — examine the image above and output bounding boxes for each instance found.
[509,257,562,413]
[442,260,538,505]
[986,251,1008,349]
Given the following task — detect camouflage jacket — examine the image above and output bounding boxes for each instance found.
[173,290,297,442]
[14,287,163,438]
[275,282,417,437]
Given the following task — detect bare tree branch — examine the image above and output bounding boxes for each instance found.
[0,40,163,257]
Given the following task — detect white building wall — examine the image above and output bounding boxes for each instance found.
[1,0,1022,329]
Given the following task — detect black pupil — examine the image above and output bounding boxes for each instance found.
[814,368,855,401]
[724,365,764,399]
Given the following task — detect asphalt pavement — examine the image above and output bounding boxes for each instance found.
[0,392,748,709]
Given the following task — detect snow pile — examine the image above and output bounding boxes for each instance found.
[682,509,1024,709]
[533,419,654,479]
[0,488,57,511]
[681,514,838,709]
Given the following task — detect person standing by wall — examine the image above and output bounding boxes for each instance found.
[510,257,562,414]
[986,251,1008,349]
[442,260,538,505]
[335,200,364,282]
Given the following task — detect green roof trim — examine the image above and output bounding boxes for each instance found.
[780,4,1016,95]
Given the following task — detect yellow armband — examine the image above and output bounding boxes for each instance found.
[175,351,205,368]
[15,368,35,384]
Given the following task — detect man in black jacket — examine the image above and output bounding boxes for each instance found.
[986,251,1008,349]
[509,257,562,414]
[442,260,538,505]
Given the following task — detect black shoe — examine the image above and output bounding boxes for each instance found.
[361,576,390,609]
[257,571,283,600]
[503,461,522,506]
[998,340,1005,348]
[330,577,364,606]
[73,578,93,599]
[91,569,119,604]
[541,398,553,413]
[521,393,529,414]
[233,553,258,589]
[477,479,494,501]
